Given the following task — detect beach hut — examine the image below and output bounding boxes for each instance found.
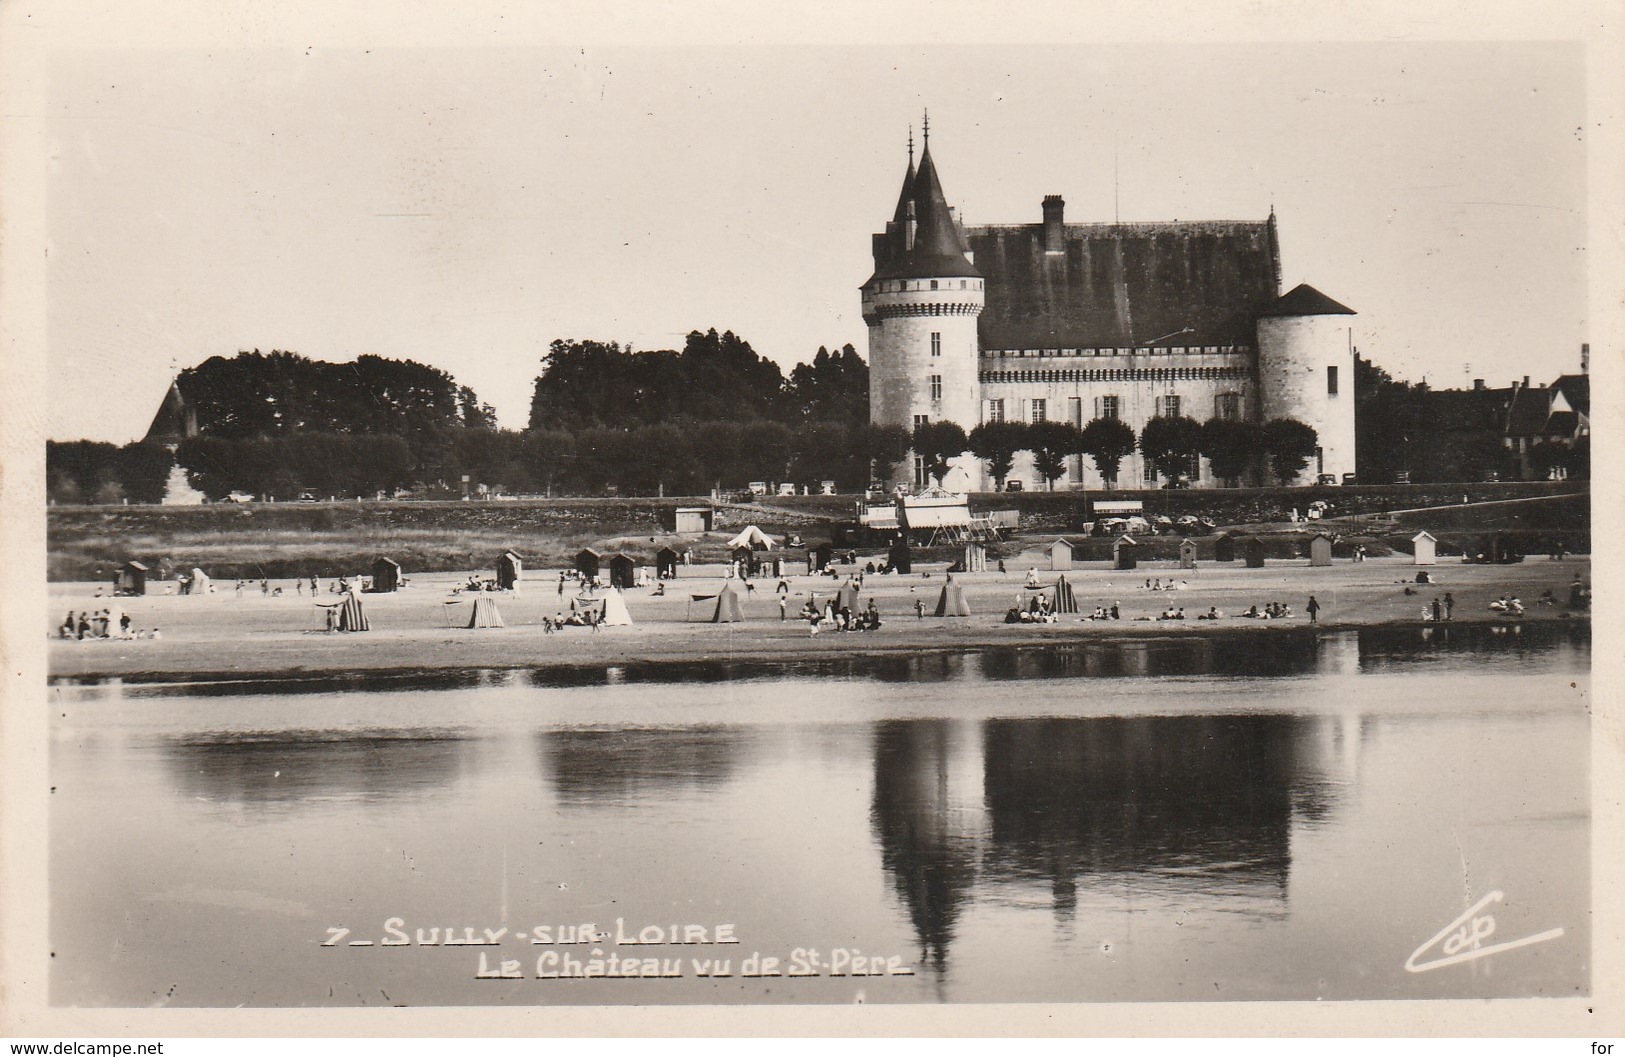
[1049,538,1075,571]
[371,557,402,593]
[599,589,634,627]
[655,546,680,579]
[1308,533,1334,567]
[1112,535,1141,571]
[467,594,505,628]
[933,576,972,617]
[116,561,149,596]
[574,548,601,580]
[1412,531,1438,566]
[805,540,833,575]
[669,507,714,534]
[1243,537,1267,568]
[495,551,523,592]
[607,552,640,590]
[337,592,369,632]
[887,539,912,574]
[1178,539,1198,570]
[710,581,745,623]
[1052,575,1079,614]
[1213,533,1237,563]
[962,541,987,573]
[189,567,211,595]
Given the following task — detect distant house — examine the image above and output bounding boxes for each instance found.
[1505,372,1589,479]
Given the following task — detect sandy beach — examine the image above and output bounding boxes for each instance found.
[46,549,1591,682]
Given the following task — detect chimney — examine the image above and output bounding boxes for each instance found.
[1524,375,1531,388]
[1581,343,1590,374]
[1042,195,1065,254]
[1473,378,1484,391]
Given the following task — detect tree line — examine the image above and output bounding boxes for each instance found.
[916,415,1318,491]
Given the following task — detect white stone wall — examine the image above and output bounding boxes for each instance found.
[976,347,1256,490]
[1256,315,1356,485]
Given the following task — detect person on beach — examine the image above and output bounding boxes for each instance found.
[914,599,925,620]
[1431,597,1443,622]
[1443,593,1455,620]
[558,573,565,597]
[779,596,788,621]
[1307,595,1320,624]
[1110,602,1120,620]
[997,560,1006,576]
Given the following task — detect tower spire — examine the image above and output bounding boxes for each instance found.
[908,125,914,168]
[922,108,930,148]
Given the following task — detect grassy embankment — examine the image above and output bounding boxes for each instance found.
[47,481,1588,581]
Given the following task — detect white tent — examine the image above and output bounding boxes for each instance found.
[599,589,635,627]
[726,525,775,550]
[189,567,211,594]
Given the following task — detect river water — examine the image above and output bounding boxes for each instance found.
[48,624,1590,1007]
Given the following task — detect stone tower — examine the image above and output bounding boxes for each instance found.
[861,125,985,491]
[1255,284,1358,485]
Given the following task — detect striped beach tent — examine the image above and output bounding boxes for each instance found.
[467,594,505,628]
[1052,574,1079,614]
[337,592,369,632]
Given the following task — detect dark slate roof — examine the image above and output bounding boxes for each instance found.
[968,218,1282,349]
[1258,283,1356,318]
[1551,374,1590,417]
[1505,386,1556,437]
[868,145,981,282]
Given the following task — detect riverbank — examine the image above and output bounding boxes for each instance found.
[47,553,1590,682]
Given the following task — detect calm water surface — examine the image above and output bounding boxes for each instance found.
[49,625,1590,1006]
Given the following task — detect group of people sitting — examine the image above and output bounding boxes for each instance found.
[1240,602,1294,619]
[1141,578,1188,591]
[1085,604,1123,621]
[1004,594,1058,624]
[1488,595,1526,615]
[58,609,152,640]
[804,598,883,634]
[542,607,604,632]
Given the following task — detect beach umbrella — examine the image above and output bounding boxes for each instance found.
[467,594,505,628]
[933,577,972,617]
[1052,575,1079,613]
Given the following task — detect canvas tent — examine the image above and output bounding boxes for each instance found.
[726,525,775,550]
[117,561,148,596]
[655,546,681,579]
[187,567,210,595]
[337,592,369,632]
[467,595,505,628]
[371,557,401,593]
[574,548,602,579]
[599,589,635,627]
[1412,531,1438,566]
[831,581,861,613]
[804,540,833,574]
[962,541,987,573]
[933,576,972,617]
[607,553,639,590]
[496,551,523,592]
[1052,575,1079,614]
[711,582,745,623]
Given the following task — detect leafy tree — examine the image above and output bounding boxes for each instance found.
[1526,440,1568,481]
[860,423,911,490]
[1260,418,1320,485]
[1198,418,1262,486]
[1026,421,1087,491]
[911,420,969,488]
[1078,417,1137,487]
[786,344,869,424]
[968,420,1030,491]
[523,429,576,496]
[47,441,120,504]
[1139,415,1204,485]
[1566,436,1590,480]
[116,442,178,504]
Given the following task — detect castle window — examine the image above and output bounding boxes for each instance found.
[913,414,930,429]
[1143,458,1160,484]
[1160,395,1181,419]
[1327,365,1339,395]
[1098,395,1120,420]
[1216,392,1241,420]
[1030,399,1047,423]
[988,399,1005,423]
[930,375,942,401]
[930,280,939,291]
[930,332,941,357]
[960,280,967,289]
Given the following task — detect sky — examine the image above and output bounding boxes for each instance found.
[41,36,1590,442]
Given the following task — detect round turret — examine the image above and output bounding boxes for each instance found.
[1255,283,1357,484]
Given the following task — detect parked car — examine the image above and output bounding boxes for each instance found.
[1004,480,1024,492]
[1316,474,1338,486]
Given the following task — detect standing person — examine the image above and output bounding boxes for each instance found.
[779,595,788,621]
[1307,595,1321,624]
[557,573,565,597]
[1431,597,1443,623]
[997,560,1006,576]
[1110,602,1120,620]
[914,599,925,620]
[1443,592,1455,621]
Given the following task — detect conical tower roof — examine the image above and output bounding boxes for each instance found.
[868,132,981,283]
[1260,283,1355,317]
[142,379,198,446]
